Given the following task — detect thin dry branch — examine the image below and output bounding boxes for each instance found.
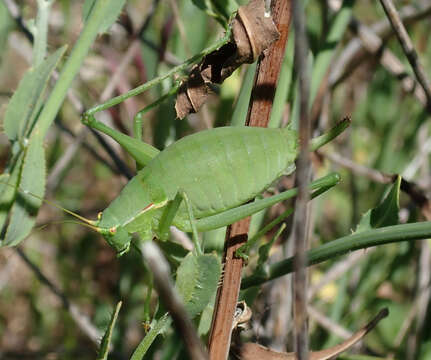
[379,0,431,111]
[292,1,311,358]
[208,1,293,358]
[350,18,428,108]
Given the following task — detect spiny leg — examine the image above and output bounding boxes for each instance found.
[158,192,183,241]
[180,190,202,256]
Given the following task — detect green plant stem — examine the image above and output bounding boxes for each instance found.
[33,0,120,139]
[130,314,171,360]
[97,301,122,360]
[85,28,232,116]
[241,220,431,289]
[33,0,53,66]
[194,173,340,232]
[309,116,351,152]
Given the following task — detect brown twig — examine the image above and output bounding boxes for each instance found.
[378,0,431,112]
[208,1,292,359]
[329,0,431,88]
[349,18,428,109]
[292,1,311,358]
[232,309,389,359]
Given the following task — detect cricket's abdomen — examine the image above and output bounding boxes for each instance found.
[142,126,297,218]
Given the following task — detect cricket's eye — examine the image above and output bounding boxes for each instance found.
[109,227,116,234]
[97,212,103,220]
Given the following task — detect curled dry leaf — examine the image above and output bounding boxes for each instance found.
[175,0,280,119]
[231,308,389,360]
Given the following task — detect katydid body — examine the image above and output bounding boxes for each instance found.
[83,115,348,256]
[95,126,297,254]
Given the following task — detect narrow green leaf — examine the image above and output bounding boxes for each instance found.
[310,0,354,104]
[242,220,431,289]
[257,224,286,268]
[2,137,45,247]
[0,153,24,236]
[83,0,126,33]
[35,0,127,139]
[231,63,256,126]
[197,293,216,336]
[176,253,222,318]
[4,46,66,141]
[97,301,122,360]
[355,176,401,233]
[269,35,295,128]
[130,313,171,360]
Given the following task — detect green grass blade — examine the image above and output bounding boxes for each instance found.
[33,0,54,67]
[231,63,257,126]
[0,150,24,231]
[242,220,431,289]
[310,0,354,104]
[33,0,126,138]
[4,46,66,142]
[309,117,351,152]
[269,35,295,128]
[83,0,127,34]
[97,301,122,360]
[130,313,171,360]
[2,137,45,246]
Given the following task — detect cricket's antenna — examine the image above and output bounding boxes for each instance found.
[0,179,99,229]
[35,220,100,232]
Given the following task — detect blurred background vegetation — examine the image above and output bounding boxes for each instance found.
[1,0,431,359]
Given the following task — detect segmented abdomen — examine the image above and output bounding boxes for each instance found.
[142,126,297,218]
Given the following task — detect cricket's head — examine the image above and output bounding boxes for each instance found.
[99,226,131,256]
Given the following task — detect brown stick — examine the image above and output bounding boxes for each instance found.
[207,1,292,359]
[379,0,431,112]
[292,1,311,358]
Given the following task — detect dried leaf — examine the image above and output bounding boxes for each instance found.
[175,66,209,120]
[175,0,279,119]
[231,308,389,360]
[233,0,280,63]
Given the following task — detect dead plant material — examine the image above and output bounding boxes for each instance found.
[231,308,389,360]
[175,0,280,119]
